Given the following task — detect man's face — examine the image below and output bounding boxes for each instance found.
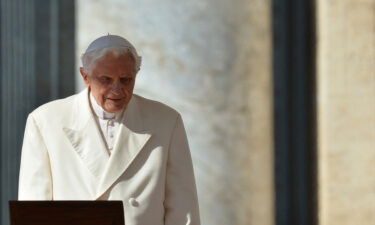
[80,52,137,113]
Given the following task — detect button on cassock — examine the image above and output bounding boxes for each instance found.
[129,198,138,207]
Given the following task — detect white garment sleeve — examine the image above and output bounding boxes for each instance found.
[164,114,201,225]
[18,114,53,200]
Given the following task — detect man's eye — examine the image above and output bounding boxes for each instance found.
[120,77,133,84]
[99,77,112,83]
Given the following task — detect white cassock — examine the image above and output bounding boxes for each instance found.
[18,88,201,225]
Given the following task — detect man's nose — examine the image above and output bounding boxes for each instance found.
[110,80,122,95]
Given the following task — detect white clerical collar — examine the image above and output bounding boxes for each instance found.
[89,92,122,120]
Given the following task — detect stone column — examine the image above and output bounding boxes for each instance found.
[77,1,274,225]
[1,1,36,224]
[317,0,375,224]
[0,1,75,224]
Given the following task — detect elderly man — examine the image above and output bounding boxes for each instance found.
[18,35,201,225]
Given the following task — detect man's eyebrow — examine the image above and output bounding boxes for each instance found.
[120,73,135,77]
[96,74,111,77]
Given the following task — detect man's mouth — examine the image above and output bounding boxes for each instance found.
[107,97,124,102]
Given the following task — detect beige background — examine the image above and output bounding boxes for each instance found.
[317,0,375,224]
[76,0,274,225]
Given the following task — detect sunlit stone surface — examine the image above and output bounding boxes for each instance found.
[77,1,273,224]
[317,0,375,224]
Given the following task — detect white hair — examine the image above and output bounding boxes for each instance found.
[81,47,142,75]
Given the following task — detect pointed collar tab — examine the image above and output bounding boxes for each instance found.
[63,88,110,179]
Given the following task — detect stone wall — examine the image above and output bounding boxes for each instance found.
[317,0,375,224]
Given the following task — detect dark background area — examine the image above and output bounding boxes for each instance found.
[272,0,317,224]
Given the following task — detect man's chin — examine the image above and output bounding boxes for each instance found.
[104,103,126,113]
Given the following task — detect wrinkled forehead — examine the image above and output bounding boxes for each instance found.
[91,52,137,75]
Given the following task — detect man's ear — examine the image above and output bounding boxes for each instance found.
[80,67,90,87]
